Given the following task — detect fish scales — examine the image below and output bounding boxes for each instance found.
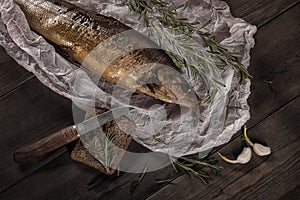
[14,0,199,107]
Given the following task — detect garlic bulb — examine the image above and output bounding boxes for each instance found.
[243,125,271,156]
[218,147,252,164]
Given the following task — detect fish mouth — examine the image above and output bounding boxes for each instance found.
[115,62,200,108]
[139,84,200,108]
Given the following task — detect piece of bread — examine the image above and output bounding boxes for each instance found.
[71,108,134,175]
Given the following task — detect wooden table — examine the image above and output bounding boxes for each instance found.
[0,0,299,199]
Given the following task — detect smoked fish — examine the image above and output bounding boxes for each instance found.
[14,0,199,107]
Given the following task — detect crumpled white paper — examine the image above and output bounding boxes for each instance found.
[0,0,256,157]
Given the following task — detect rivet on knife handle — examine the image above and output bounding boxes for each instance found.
[13,125,79,164]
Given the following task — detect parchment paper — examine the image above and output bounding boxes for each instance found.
[0,0,256,157]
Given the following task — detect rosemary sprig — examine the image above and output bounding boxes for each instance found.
[179,157,223,171]
[85,130,118,173]
[169,156,222,184]
[150,27,226,100]
[174,159,209,183]
[119,0,251,100]
[153,132,168,145]
[130,165,148,200]
[201,35,252,83]
[156,177,178,184]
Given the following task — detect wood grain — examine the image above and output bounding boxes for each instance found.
[0,78,74,192]
[225,0,300,27]
[0,47,14,64]
[91,3,300,199]
[144,4,300,200]
[245,2,300,127]
[147,97,300,200]
[0,153,95,200]
[0,47,34,98]
[88,3,300,199]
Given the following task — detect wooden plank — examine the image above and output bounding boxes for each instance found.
[279,185,300,200]
[86,3,300,199]
[146,97,300,200]
[144,4,300,199]
[246,2,300,127]
[0,47,34,97]
[1,0,299,199]
[225,0,300,27]
[0,78,74,192]
[0,46,13,64]
[0,61,33,97]
[0,141,154,200]
[1,95,299,200]
[88,3,300,199]
[143,6,300,198]
[0,153,98,200]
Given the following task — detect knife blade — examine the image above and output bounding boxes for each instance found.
[13,107,132,164]
[76,107,132,135]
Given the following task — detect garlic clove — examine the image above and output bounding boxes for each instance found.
[218,147,252,164]
[253,143,271,156]
[243,125,271,157]
[236,147,252,164]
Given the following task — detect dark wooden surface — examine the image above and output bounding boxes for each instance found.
[0,0,299,199]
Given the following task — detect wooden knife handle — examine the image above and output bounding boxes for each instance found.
[13,125,79,164]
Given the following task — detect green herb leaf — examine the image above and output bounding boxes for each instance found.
[119,0,251,101]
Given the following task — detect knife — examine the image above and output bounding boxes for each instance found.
[13,107,131,164]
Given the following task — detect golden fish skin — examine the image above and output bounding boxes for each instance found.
[14,0,200,107]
